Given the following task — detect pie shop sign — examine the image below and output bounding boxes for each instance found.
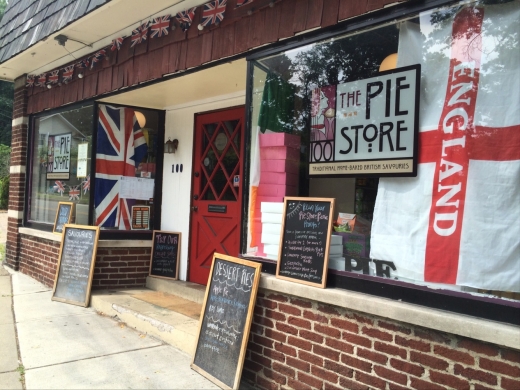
[309,65,420,177]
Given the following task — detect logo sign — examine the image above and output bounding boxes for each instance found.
[309,65,420,177]
[47,133,72,180]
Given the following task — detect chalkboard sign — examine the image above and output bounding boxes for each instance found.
[191,254,262,390]
[276,197,335,288]
[52,225,100,307]
[53,202,74,234]
[149,230,181,280]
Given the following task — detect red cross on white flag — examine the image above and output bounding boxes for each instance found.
[371,2,520,292]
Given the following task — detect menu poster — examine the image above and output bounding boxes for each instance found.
[149,231,180,280]
[276,197,335,288]
[52,225,100,307]
[131,206,150,230]
[191,254,261,390]
[53,202,74,234]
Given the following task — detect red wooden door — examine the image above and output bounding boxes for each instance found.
[189,107,245,285]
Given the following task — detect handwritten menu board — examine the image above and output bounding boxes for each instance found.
[52,225,100,307]
[191,254,261,390]
[276,197,335,288]
[53,202,74,234]
[149,231,181,280]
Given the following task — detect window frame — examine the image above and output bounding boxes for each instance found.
[240,0,520,325]
[25,100,165,240]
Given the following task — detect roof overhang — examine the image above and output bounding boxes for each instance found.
[0,0,205,82]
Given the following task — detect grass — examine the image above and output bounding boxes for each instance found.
[16,364,25,385]
[0,243,5,262]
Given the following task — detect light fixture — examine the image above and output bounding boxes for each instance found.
[47,84,52,89]
[77,73,84,79]
[379,53,398,72]
[134,111,146,128]
[164,138,178,154]
[198,24,204,31]
[54,34,93,48]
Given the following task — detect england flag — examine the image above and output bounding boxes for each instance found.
[370,2,520,292]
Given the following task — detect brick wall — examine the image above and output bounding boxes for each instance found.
[18,235,151,290]
[243,291,520,390]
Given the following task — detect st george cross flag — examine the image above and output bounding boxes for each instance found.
[62,65,74,83]
[370,2,520,292]
[150,15,171,38]
[176,7,196,32]
[95,105,148,229]
[201,0,227,27]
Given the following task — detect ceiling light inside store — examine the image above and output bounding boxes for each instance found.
[134,111,146,128]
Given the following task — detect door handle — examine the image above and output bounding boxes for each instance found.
[191,206,198,212]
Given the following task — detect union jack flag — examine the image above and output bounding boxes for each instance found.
[201,0,227,27]
[76,58,90,69]
[111,36,125,51]
[131,22,150,48]
[94,105,148,229]
[176,7,197,32]
[26,75,35,88]
[90,49,106,69]
[82,175,90,194]
[150,15,171,38]
[62,65,74,83]
[36,74,47,87]
[236,0,253,7]
[69,186,80,201]
[47,70,59,84]
[54,181,66,196]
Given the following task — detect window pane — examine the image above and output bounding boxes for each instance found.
[244,0,520,302]
[29,105,94,225]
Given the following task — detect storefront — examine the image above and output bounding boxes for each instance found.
[2,0,519,388]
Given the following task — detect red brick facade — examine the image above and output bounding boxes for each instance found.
[17,234,151,290]
[243,292,520,390]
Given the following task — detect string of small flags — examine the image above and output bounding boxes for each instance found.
[53,177,90,201]
[25,0,258,89]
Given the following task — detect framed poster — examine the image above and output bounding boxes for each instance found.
[52,225,100,307]
[191,254,262,390]
[47,133,72,180]
[276,197,335,288]
[149,231,181,280]
[131,205,150,230]
[53,201,74,234]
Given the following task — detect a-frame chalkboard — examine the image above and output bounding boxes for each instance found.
[191,254,262,390]
[149,230,181,280]
[52,225,100,307]
[53,202,74,234]
[276,197,335,288]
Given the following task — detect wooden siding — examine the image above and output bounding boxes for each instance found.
[26,0,403,114]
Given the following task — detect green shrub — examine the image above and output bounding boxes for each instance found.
[0,176,8,210]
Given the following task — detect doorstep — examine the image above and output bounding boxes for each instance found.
[90,277,206,355]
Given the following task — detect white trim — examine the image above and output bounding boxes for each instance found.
[260,274,520,350]
[12,117,29,127]
[10,165,26,174]
[165,91,246,111]
[18,227,152,247]
[7,210,24,219]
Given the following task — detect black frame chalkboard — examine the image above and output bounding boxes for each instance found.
[149,230,181,280]
[53,202,74,234]
[191,253,262,390]
[52,224,100,307]
[276,197,335,288]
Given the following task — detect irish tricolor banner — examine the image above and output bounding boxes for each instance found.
[371,2,520,292]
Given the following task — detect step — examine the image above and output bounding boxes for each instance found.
[90,288,203,356]
[146,276,206,304]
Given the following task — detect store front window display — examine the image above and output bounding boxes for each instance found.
[28,104,162,233]
[244,0,520,302]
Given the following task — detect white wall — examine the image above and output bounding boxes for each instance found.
[162,91,246,281]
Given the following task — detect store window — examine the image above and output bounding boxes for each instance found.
[244,0,520,302]
[28,103,163,234]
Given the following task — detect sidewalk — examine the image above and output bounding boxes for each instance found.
[0,265,219,389]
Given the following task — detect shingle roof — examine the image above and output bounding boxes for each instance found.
[0,0,109,64]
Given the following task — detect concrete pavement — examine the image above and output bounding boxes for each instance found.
[0,265,219,389]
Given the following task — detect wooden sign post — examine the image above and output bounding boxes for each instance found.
[191,254,262,390]
[53,202,74,234]
[276,197,335,288]
[52,225,100,307]
[149,230,181,280]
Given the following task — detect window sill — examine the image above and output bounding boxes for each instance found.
[18,227,152,247]
[260,274,520,350]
